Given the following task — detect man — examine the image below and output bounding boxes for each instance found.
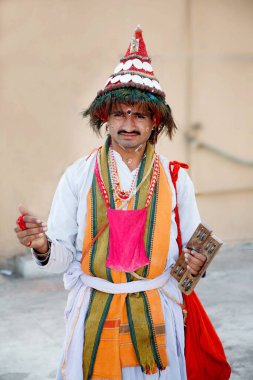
[15,27,230,380]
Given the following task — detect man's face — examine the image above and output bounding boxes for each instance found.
[107,103,156,150]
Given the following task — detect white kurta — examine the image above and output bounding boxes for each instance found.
[33,150,201,380]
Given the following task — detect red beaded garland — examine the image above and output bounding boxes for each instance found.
[95,147,160,208]
[109,147,139,203]
[144,153,159,207]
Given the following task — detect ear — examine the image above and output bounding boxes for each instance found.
[153,114,160,126]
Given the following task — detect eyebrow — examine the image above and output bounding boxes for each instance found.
[110,110,150,117]
[133,112,148,116]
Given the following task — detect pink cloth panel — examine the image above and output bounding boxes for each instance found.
[106,207,149,272]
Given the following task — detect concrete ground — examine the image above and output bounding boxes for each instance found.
[0,242,252,380]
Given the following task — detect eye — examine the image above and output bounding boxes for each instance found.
[112,111,124,117]
[135,113,146,119]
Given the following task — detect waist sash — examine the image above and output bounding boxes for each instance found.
[80,269,170,294]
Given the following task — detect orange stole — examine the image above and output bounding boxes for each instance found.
[91,290,168,380]
[81,161,172,379]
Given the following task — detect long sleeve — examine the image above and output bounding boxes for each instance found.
[32,160,82,273]
[154,156,201,269]
[177,168,201,247]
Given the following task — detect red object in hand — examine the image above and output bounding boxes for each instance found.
[17,215,27,230]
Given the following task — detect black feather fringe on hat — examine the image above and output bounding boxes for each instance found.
[83,88,177,144]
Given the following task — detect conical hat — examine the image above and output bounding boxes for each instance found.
[97,25,165,98]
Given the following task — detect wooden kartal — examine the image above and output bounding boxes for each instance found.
[171,223,223,295]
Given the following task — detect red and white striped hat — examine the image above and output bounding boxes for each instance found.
[97,25,165,98]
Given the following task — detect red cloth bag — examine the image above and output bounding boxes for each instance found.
[169,161,231,380]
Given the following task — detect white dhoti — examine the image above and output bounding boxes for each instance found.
[56,261,187,380]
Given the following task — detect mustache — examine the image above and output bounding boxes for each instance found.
[118,130,140,135]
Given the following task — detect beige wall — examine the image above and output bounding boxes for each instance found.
[1,0,253,261]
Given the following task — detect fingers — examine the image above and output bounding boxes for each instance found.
[17,204,41,225]
[16,221,45,229]
[22,215,42,224]
[18,204,29,216]
[188,251,206,263]
[14,212,48,248]
[184,249,207,276]
[16,226,47,239]
[15,220,47,232]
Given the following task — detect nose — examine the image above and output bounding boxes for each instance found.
[123,114,135,130]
